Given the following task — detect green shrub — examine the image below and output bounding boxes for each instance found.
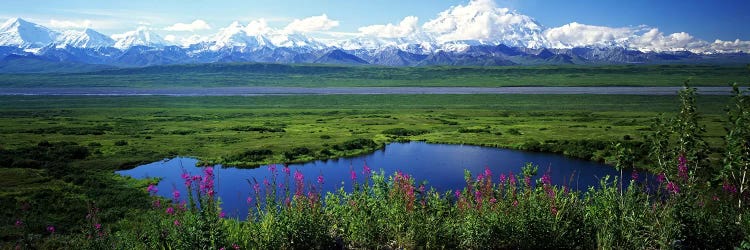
[382,128,429,136]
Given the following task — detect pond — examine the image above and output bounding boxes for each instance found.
[117,142,638,220]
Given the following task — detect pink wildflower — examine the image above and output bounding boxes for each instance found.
[246,197,253,204]
[294,170,305,197]
[723,181,738,194]
[666,182,680,194]
[14,220,22,227]
[282,166,290,176]
[253,183,260,193]
[166,207,174,215]
[173,220,180,226]
[677,154,688,180]
[146,184,158,194]
[220,211,226,218]
[46,225,55,233]
[172,190,180,201]
[656,173,666,183]
[484,167,492,179]
[317,174,324,185]
[541,172,552,186]
[454,190,461,199]
[499,173,507,184]
[631,169,639,181]
[363,163,371,177]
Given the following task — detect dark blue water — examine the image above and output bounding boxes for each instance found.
[117,142,636,220]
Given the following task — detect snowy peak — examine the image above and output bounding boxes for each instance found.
[206,21,272,50]
[112,27,168,49]
[422,0,546,48]
[205,21,324,51]
[0,18,59,48]
[268,32,325,50]
[55,28,115,48]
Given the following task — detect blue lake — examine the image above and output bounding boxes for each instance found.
[117,142,637,220]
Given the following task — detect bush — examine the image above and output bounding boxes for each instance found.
[114,140,128,146]
[382,128,429,136]
[284,147,312,160]
[227,149,273,162]
[457,127,490,133]
[339,138,378,150]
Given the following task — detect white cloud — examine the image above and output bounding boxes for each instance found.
[630,28,706,52]
[245,19,272,35]
[283,14,339,33]
[421,0,544,47]
[163,34,176,42]
[164,19,211,32]
[542,23,716,53]
[47,19,92,29]
[358,16,419,38]
[709,39,750,53]
[543,22,635,48]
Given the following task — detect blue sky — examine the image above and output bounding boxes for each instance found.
[2,0,748,41]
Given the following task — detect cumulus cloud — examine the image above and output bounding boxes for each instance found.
[542,23,717,53]
[629,28,706,52]
[283,14,339,33]
[709,39,750,53]
[358,16,419,38]
[245,19,272,35]
[164,19,211,32]
[543,22,635,48]
[421,0,544,47]
[47,19,92,29]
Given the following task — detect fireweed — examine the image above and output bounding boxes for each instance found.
[16,159,749,249]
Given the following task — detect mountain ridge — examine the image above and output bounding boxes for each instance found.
[0,18,747,72]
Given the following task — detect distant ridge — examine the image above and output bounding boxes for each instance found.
[0,18,747,73]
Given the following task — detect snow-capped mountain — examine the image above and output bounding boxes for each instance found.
[55,28,115,48]
[112,27,168,49]
[267,32,325,51]
[201,21,325,52]
[0,18,59,48]
[0,17,747,72]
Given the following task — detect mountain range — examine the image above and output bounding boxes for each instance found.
[0,17,748,73]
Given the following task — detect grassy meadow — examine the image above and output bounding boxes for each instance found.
[0,94,730,168]
[1,63,748,248]
[0,64,747,87]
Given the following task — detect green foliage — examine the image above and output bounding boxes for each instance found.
[457,127,491,133]
[334,138,379,151]
[647,82,713,184]
[382,127,429,136]
[229,126,285,133]
[283,147,311,160]
[722,83,750,219]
